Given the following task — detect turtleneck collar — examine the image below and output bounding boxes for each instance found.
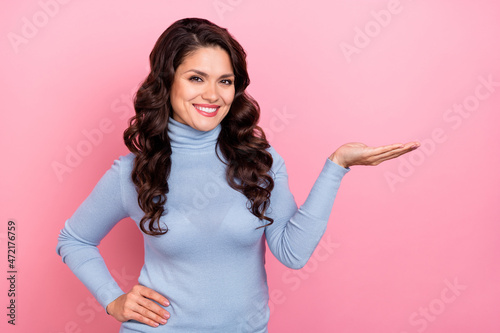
[167,116,221,151]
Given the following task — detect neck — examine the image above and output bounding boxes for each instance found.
[167,116,221,151]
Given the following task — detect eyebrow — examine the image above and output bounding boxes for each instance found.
[183,69,235,79]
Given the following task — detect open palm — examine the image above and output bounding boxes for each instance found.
[329,142,420,168]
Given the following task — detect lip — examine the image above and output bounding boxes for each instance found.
[193,104,220,118]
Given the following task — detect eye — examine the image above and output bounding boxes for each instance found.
[189,76,203,82]
[220,79,233,85]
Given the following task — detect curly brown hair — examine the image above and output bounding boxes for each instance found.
[124,18,274,236]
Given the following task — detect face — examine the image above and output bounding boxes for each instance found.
[169,46,235,132]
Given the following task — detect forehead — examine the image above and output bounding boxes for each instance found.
[177,46,233,74]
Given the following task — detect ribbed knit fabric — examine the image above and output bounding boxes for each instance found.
[56,116,349,332]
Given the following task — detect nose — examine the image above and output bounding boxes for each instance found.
[201,82,218,103]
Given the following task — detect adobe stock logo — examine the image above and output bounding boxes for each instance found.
[52,88,135,182]
[339,0,406,63]
[400,277,467,333]
[7,0,73,54]
[384,74,499,192]
[236,236,341,332]
[213,0,243,20]
[259,106,296,142]
[56,266,137,333]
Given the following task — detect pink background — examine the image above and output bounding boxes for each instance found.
[1,0,500,332]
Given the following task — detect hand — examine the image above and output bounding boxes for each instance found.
[328,141,420,168]
[106,284,170,327]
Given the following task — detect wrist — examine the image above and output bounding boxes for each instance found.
[328,153,349,169]
[106,302,113,316]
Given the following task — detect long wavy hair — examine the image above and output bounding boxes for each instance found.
[124,18,274,236]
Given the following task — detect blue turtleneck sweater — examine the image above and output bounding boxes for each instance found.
[56,116,349,332]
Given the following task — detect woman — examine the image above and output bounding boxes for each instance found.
[56,17,418,332]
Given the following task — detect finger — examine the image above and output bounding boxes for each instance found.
[369,146,418,164]
[138,285,170,307]
[370,143,405,155]
[373,141,420,155]
[135,286,170,319]
[379,146,416,160]
[137,297,170,321]
[126,285,170,325]
[401,141,420,149]
[123,295,169,327]
[136,302,169,326]
[126,306,167,328]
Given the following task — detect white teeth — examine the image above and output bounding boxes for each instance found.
[195,105,218,113]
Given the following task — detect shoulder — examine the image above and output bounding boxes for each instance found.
[110,152,135,173]
[101,152,135,189]
[113,153,135,168]
[265,145,287,179]
[102,152,137,206]
[266,145,283,163]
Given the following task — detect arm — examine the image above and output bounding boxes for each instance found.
[264,147,349,269]
[56,157,130,310]
[56,155,171,327]
[264,141,419,269]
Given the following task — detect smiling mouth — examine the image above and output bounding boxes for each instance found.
[193,104,220,117]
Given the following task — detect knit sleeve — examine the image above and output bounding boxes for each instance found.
[264,146,350,269]
[56,156,131,311]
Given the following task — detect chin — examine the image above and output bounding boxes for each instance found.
[191,118,221,132]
